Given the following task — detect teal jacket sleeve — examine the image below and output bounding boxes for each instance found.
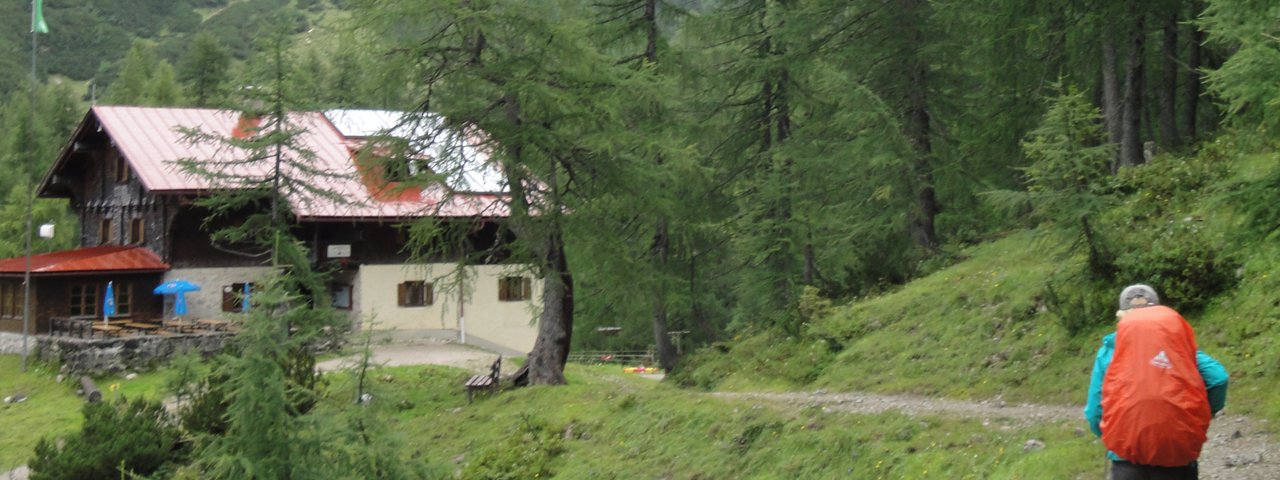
[1197,351,1229,415]
[1083,333,1115,437]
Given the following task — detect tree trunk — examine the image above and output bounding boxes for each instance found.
[1183,1,1203,141]
[642,0,678,371]
[1100,34,1122,170]
[1118,13,1146,169]
[651,218,678,370]
[500,92,572,385]
[526,227,573,385]
[900,0,939,252]
[1159,12,1181,149]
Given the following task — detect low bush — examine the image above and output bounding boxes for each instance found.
[28,397,185,480]
[1110,219,1238,313]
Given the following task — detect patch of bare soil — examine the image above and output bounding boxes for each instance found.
[714,391,1276,479]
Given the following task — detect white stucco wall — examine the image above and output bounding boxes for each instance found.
[355,263,540,354]
[163,267,276,319]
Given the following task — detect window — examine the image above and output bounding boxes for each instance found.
[114,283,132,316]
[498,276,532,302]
[222,282,256,312]
[397,281,433,307]
[128,218,144,244]
[331,283,353,310]
[70,284,99,317]
[99,218,113,245]
[114,152,130,183]
[0,283,17,318]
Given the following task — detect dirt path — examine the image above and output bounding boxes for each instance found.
[315,340,499,373]
[714,391,1276,479]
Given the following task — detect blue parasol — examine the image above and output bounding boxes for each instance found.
[103,281,116,324]
[154,280,200,316]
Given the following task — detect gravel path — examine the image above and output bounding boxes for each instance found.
[315,339,499,373]
[714,391,1276,479]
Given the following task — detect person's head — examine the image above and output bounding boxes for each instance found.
[1118,284,1159,312]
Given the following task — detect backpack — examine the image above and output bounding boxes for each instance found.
[1100,305,1212,467]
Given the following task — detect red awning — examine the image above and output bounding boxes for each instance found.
[0,246,169,276]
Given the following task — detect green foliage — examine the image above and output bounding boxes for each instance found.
[461,414,566,479]
[985,88,1115,226]
[1020,89,1113,199]
[179,358,231,436]
[105,42,159,105]
[1202,0,1280,137]
[29,397,185,480]
[1111,220,1239,313]
[177,32,232,107]
[1040,267,1114,335]
[203,0,308,59]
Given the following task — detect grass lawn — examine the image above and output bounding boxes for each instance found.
[0,356,82,471]
[0,355,177,470]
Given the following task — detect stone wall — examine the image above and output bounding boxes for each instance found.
[35,333,232,374]
[0,332,31,355]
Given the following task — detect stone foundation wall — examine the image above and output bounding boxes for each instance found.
[36,333,232,374]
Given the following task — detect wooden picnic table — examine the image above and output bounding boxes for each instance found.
[90,324,123,338]
[163,319,197,333]
[122,321,162,333]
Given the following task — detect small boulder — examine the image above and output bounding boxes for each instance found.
[1224,453,1263,467]
[1023,439,1045,452]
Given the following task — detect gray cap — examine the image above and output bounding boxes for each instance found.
[1118,284,1159,310]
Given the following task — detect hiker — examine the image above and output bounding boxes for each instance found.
[1084,284,1229,479]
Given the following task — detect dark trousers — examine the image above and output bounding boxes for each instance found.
[1111,460,1197,480]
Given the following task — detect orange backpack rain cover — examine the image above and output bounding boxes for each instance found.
[1100,305,1211,467]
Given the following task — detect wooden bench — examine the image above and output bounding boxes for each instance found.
[464,356,502,403]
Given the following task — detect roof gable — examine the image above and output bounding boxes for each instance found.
[39,106,508,220]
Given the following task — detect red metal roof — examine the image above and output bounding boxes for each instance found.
[0,246,169,276]
[65,106,508,220]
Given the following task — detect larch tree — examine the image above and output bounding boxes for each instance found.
[354,0,640,384]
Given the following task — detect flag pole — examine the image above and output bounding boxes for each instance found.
[20,1,41,373]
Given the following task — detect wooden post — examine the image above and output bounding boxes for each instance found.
[79,376,102,403]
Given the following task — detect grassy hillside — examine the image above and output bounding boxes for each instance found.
[1,358,1106,478]
[673,138,1280,425]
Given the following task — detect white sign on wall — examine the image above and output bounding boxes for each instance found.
[327,244,351,258]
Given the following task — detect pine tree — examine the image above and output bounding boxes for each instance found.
[177,32,232,108]
[144,61,185,106]
[105,42,158,105]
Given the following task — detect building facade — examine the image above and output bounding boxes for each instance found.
[0,106,538,355]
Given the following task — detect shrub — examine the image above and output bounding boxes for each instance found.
[1112,220,1239,313]
[1041,269,1114,335]
[461,415,565,479]
[29,397,185,480]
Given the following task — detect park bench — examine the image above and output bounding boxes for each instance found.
[464,356,502,403]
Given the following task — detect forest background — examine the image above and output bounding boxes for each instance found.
[1,0,1276,366]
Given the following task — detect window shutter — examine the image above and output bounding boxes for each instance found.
[424,283,434,305]
[397,282,408,306]
[521,277,532,300]
[499,278,509,301]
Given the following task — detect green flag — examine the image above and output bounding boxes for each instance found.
[32,0,49,34]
